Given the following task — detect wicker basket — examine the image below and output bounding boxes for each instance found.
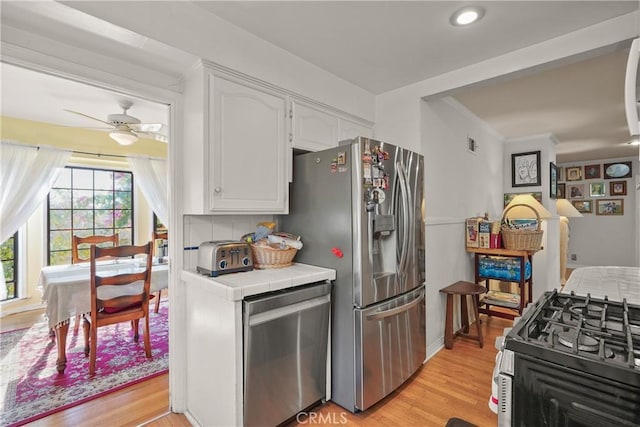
[501,204,543,251]
[250,243,298,269]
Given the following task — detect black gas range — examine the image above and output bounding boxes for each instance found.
[497,289,640,427]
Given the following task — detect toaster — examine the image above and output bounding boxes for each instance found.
[196,240,254,277]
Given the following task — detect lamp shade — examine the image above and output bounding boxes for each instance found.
[556,198,583,218]
[109,130,138,146]
[503,194,552,220]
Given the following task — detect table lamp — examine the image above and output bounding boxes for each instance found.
[556,198,583,285]
[502,194,553,221]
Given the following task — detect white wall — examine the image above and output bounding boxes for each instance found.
[558,157,639,267]
[421,98,505,358]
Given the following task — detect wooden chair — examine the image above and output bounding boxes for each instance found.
[71,234,120,333]
[72,234,119,264]
[151,230,168,313]
[84,242,153,376]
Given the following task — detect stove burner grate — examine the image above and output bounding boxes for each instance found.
[557,331,600,352]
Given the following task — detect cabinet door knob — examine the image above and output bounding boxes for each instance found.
[214,187,222,193]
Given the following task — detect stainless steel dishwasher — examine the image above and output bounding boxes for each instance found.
[243,282,331,427]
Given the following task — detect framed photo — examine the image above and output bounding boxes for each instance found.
[583,164,601,179]
[557,183,566,199]
[571,200,592,213]
[549,162,558,199]
[568,184,584,199]
[565,166,582,181]
[603,161,632,179]
[596,199,624,215]
[589,182,606,197]
[511,151,541,187]
[503,192,542,208]
[610,180,627,196]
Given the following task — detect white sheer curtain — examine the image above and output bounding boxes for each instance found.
[128,156,169,228]
[0,142,71,299]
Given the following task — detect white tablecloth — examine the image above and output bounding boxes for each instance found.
[39,259,169,328]
[561,266,640,305]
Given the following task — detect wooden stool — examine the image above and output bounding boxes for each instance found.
[439,281,486,349]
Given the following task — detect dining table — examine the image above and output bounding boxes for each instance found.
[38,257,169,373]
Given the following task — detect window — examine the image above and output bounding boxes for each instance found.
[48,167,134,265]
[1,232,18,301]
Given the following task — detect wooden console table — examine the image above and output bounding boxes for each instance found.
[467,247,535,320]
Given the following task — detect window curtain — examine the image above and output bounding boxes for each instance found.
[127,156,169,228]
[0,142,71,299]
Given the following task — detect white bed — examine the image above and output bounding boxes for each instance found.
[561,266,640,305]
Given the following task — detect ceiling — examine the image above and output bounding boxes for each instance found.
[1,1,639,161]
[1,62,170,142]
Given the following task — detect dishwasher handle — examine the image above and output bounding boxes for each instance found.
[246,294,330,327]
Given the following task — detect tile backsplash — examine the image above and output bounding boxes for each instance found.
[183,214,273,269]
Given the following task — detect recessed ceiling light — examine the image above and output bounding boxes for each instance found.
[450,6,485,26]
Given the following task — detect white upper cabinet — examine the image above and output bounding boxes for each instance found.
[182,64,289,214]
[291,99,373,152]
[209,75,288,213]
[339,118,374,141]
[181,61,373,214]
[291,100,339,152]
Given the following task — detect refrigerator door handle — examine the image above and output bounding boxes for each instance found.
[365,292,425,321]
[396,161,411,275]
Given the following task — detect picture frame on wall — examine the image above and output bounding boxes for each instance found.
[557,183,566,199]
[571,200,592,213]
[583,164,601,179]
[603,162,632,179]
[610,181,627,196]
[550,162,558,199]
[565,166,582,181]
[595,199,624,215]
[569,184,584,199]
[511,151,541,187]
[589,182,606,197]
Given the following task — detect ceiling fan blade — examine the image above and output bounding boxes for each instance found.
[132,129,169,143]
[64,109,113,126]
[130,123,165,132]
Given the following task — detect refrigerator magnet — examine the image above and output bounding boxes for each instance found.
[337,152,346,165]
[372,188,385,204]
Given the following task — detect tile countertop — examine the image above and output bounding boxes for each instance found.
[181,263,336,301]
[561,266,640,305]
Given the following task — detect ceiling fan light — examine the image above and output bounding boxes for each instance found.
[109,130,138,145]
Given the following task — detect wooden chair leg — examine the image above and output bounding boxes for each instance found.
[82,315,91,356]
[132,319,140,343]
[143,315,152,358]
[89,321,98,376]
[154,290,161,313]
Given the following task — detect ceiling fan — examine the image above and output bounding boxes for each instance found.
[65,100,167,145]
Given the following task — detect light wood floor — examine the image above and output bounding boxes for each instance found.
[3,307,511,427]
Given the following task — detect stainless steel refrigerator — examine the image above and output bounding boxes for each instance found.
[279,136,426,412]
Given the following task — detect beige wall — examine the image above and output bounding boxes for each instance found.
[1,117,167,315]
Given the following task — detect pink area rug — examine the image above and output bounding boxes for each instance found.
[1,300,169,426]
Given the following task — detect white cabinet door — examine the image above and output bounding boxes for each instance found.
[291,100,339,152]
[339,118,373,141]
[209,74,289,213]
